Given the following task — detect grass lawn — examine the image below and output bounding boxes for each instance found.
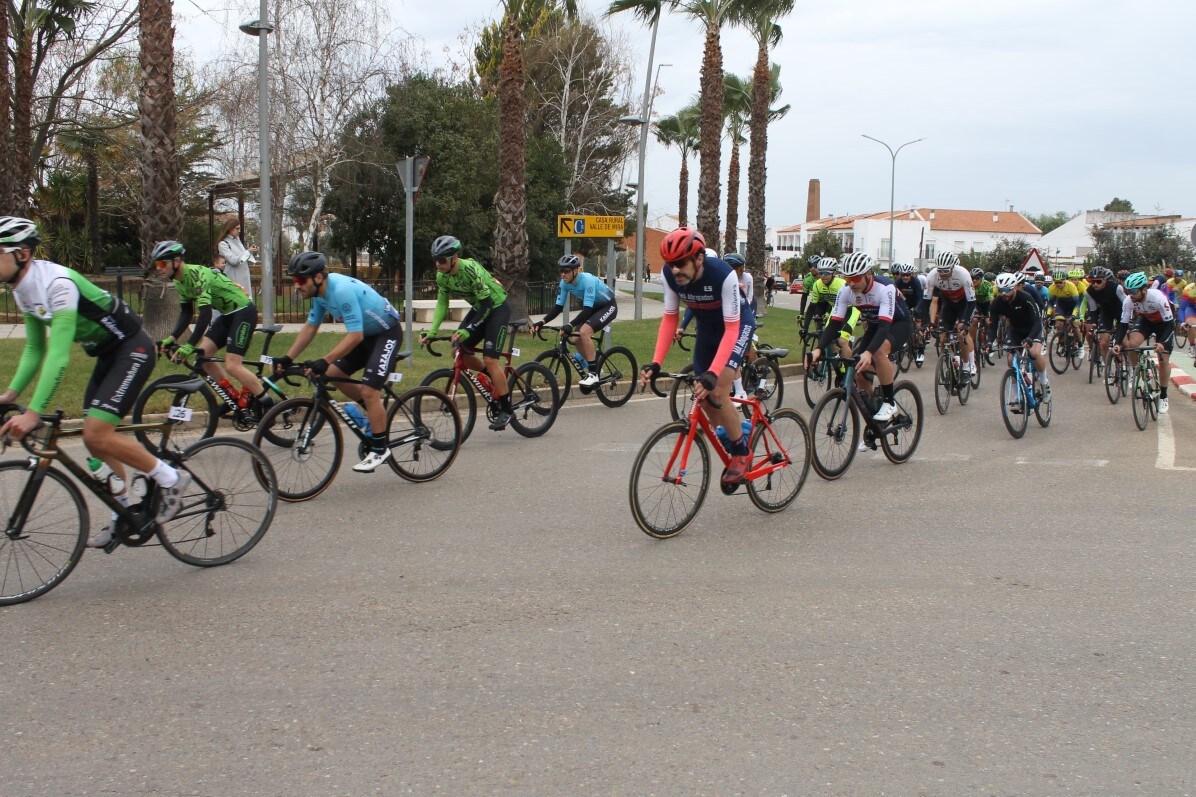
[0,307,808,419]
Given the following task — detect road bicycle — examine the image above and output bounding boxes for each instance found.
[799,317,853,410]
[1121,343,1162,431]
[131,324,301,452]
[1047,314,1084,374]
[253,363,462,502]
[1085,324,1109,385]
[0,389,278,605]
[969,313,991,388]
[932,327,972,414]
[807,354,924,480]
[532,325,636,408]
[996,342,1053,439]
[630,372,811,539]
[421,324,559,442]
[666,328,785,420]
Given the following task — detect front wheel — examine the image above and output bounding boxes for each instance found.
[746,408,811,512]
[934,354,953,415]
[1048,333,1070,374]
[1000,368,1028,439]
[668,363,696,421]
[0,462,87,605]
[1132,365,1151,431]
[132,374,218,454]
[629,422,710,539]
[535,350,571,407]
[809,388,860,480]
[421,368,477,443]
[594,346,637,408]
[253,398,343,502]
[1104,353,1122,405]
[802,358,831,409]
[879,381,924,464]
[158,437,277,566]
[896,343,913,373]
[1035,383,1053,427]
[386,386,462,482]
[509,362,560,437]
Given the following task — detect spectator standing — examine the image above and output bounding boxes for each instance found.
[217,218,258,297]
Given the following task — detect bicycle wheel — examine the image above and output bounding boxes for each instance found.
[253,398,343,501]
[1088,346,1098,384]
[132,374,218,454]
[1048,334,1069,374]
[1145,360,1160,420]
[1000,369,1028,439]
[934,354,953,415]
[0,462,87,605]
[746,408,811,512]
[1131,365,1151,430]
[508,362,560,437]
[421,368,477,443]
[594,345,637,408]
[668,362,696,421]
[157,437,276,566]
[535,350,571,407]
[879,381,924,464]
[746,357,784,414]
[1104,353,1122,405]
[629,422,710,539]
[957,362,972,405]
[970,356,982,389]
[809,388,860,480]
[386,386,462,483]
[1177,332,1189,349]
[1070,337,1084,370]
[1034,383,1053,427]
[896,342,913,373]
[802,359,830,409]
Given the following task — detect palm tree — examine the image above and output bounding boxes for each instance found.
[138,0,182,335]
[653,105,699,226]
[0,5,11,210]
[722,73,752,254]
[740,0,794,284]
[493,0,578,321]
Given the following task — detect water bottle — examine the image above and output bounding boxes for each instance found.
[87,457,125,495]
[714,425,731,451]
[571,352,587,371]
[218,377,237,401]
[343,402,371,435]
[740,419,753,440]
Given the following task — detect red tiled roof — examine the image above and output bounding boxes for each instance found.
[917,209,1040,235]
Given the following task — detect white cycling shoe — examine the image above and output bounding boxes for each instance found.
[353,449,392,472]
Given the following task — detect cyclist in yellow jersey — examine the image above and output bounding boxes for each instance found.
[1180,280,1196,355]
[803,258,859,361]
[1047,271,1083,350]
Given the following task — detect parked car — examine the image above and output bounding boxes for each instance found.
[789,279,804,294]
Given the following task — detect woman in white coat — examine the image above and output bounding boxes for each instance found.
[217,218,258,295]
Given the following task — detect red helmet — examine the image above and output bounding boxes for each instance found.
[1164,267,1175,278]
[660,227,706,263]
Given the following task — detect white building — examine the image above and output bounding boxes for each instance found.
[1035,211,1196,265]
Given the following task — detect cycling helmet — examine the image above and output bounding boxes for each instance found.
[895,262,918,275]
[994,272,1022,290]
[935,251,959,270]
[151,240,185,262]
[1116,269,1130,280]
[840,251,874,277]
[1068,268,1084,279]
[430,235,461,259]
[287,251,327,277]
[724,252,746,267]
[807,254,821,265]
[984,271,996,281]
[970,267,984,279]
[1088,266,1113,280]
[816,257,838,274]
[1051,270,1067,281]
[0,216,40,248]
[1044,275,1054,285]
[1123,272,1148,291]
[557,254,580,270]
[1164,267,1175,278]
[660,227,706,263]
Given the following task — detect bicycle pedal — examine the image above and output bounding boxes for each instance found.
[102,538,121,554]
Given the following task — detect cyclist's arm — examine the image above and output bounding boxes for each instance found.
[570,279,601,329]
[1114,297,1134,347]
[539,281,568,326]
[679,307,695,331]
[986,304,1003,344]
[167,300,194,342]
[817,287,851,351]
[649,285,680,366]
[428,283,451,337]
[284,322,320,361]
[187,305,214,346]
[5,312,47,398]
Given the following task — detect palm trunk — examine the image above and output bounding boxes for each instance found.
[11,18,34,214]
[724,139,740,254]
[695,24,723,251]
[678,156,689,228]
[745,42,770,287]
[0,5,12,210]
[86,146,101,273]
[492,16,530,321]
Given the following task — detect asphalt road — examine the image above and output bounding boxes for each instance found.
[3,355,1194,796]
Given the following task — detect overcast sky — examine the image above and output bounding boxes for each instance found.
[176,0,1195,227]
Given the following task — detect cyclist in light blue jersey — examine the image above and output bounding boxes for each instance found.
[273,252,403,473]
[530,255,618,387]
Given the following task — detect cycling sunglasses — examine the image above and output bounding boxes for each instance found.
[997,285,1016,294]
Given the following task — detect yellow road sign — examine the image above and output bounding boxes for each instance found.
[557,214,625,238]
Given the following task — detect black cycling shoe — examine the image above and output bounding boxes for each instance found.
[488,410,513,431]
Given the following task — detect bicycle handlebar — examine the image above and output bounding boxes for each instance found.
[676,331,696,352]
[421,335,455,357]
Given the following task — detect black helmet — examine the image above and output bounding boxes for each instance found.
[557,254,580,270]
[151,240,185,262]
[724,252,746,267]
[287,251,327,277]
[970,267,984,279]
[430,235,461,259]
[984,271,996,281]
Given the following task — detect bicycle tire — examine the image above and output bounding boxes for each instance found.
[535,350,571,407]
[509,362,560,437]
[132,373,218,454]
[999,369,1028,439]
[934,354,952,415]
[1088,347,1098,384]
[1177,332,1189,349]
[1070,339,1084,370]
[1104,353,1122,404]
[746,408,811,512]
[970,356,982,390]
[957,362,972,405]
[421,367,477,443]
[1131,365,1150,430]
[1034,383,1053,428]
[879,380,923,464]
[1048,334,1069,374]
[668,363,696,421]
[896,342,913,373]
[809,388,860,481]
[594,346,637,408]
[1146,360,1160,420]
[629,421,710,539]
[802,359,830,409]
[386,386,462,483]
[157,437,276,566]
[0,461,87,605]
[253,398,343,501]
[745,357,784,415]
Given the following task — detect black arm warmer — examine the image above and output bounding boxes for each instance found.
[169,302,194,341]
[571,304,597,329]
[817,318,846,351]
[540,303,564,325]
[187,306,214,346]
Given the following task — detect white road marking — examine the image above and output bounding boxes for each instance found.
[1155,411,1196,471]
[1014,457,1109,467]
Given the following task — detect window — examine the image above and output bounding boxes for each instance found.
[925,242,935,260]
[880,239,892,259]
[954,240,965,250]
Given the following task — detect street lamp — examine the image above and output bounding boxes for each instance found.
[861,134,925,268]
[240,8,275,326]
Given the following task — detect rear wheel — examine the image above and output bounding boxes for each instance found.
[1000,368,1028,439]
[509,362,560,437]
[809,388,859,480]
[802,358,831,409]
[1034,382,1053,427]
[594,346,637,408]
[1132,365,1151,430]
[1104,353,1122,404]
[0,463,87,605]
[746,408,811,512]
[629,422,709,539]
[934,354,952,415]
[253,398,343,501]
[421,368,477,442]
[957,361,972,405]
[743,357,784,415]
[132,374,218,454]
[535,350,571,407]
[386,386,462,482]
[879,381,924,463]
[668,363,696,421]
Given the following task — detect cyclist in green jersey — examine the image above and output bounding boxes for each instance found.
[802,258,859,356]
[151,241,273,413]
[0,217,191,547]
[970,267,995,346]
[418,235,515,430]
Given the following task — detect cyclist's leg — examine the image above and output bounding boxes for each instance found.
[358,327,403,436]
[477,303,511,398]
[197,313,232,382]
[221,305,266,398]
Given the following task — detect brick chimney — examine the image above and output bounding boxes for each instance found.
[806,179,821,222]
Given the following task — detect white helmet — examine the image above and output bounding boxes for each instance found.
[994,272,1022,291]
[935,251,959,270]
[840,251,875,277]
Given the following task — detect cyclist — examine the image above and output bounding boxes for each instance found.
[1112,271,1176,414]
[970,267,994,352]
[530,254,617,388]
[797,254,821,317]
[1084,266,1126,366]
[1179,280,1196,358]
[640,227,755,486]
[1164,268,1187,304]
[1047,269,1082,351]
[893,263,926,365]
[419,235,514,431]
[803,258,859,363]
[808,252,911,427]
[986,272,1050,399]
[0,216,191,547]
[273,251,404,471]
[727,253,757,317]
[926,251,978,378]
[151,240,274,414]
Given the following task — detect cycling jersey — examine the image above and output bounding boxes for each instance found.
[738,270,755,307]
[987,287,1044,343]
[807,276,845,306]
[429,257,507,337]
[926,266,976,303]
[541,271,617,330]
[306,273,401,336]
[894,276,924,309]
[1120,288,1174,325]
[169,263,253,345]
[822,275,909,354]
[974,279,995,303]
[1048,281,1079,301]
[1184,282,1196,301]
[1165,277,1187,300]
[652,256,747,375]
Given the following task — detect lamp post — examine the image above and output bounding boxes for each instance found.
[240,8,276,326]
[861,134,924,268]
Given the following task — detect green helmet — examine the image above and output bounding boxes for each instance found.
[1123,271,1148,291]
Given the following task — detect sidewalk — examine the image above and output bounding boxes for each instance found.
[1167,339,1196,401]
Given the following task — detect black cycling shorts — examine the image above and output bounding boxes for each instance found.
[459,301,512,359]
[693,313,755,375]
[1129,318,1175,354]
[855,317,911,356]
[85,329,157,424]
[580,301,618,333]
[939,300,972,329]
[334,325,404,389]
[204,303,257,356]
